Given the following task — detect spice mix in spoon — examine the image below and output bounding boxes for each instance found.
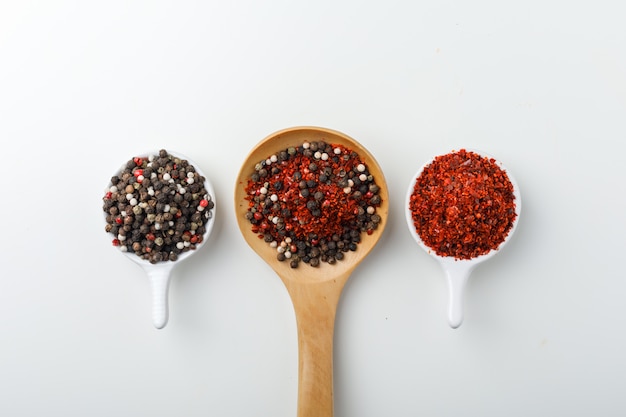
[243,140,383,268]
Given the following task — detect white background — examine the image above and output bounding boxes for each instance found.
[1,1,626,416]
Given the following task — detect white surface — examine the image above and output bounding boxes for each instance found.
[1,1,625,416]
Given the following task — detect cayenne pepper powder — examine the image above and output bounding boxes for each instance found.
[409,149,517,260]
[244,141,383,268]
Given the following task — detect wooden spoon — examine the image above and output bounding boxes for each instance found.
[234,126,388,417]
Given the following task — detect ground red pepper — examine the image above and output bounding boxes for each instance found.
[244,141,382,268]
[408,149,517,260]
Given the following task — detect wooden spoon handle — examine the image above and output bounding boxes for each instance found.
[287,277,348,417]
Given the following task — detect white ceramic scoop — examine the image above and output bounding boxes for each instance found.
[103,150,216,329]
[405,150,521,328]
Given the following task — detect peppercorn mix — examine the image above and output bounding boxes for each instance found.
[103,149,214,263]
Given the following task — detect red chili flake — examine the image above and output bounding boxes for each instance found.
[244,140,383,268]
[408,149,516,260]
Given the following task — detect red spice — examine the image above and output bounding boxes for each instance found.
[244,141,383,267]
[408,149,516,260]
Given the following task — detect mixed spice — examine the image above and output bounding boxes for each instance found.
[244,141,383,268]
[103,149,214,263]
[408,149,517,260]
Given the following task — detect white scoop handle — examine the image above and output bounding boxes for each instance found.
[440,260,476,329]
[141,263,175,329]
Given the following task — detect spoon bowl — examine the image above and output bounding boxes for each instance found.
[103,150,216,329]
[405,149,521,328]
[234,126,388,417]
